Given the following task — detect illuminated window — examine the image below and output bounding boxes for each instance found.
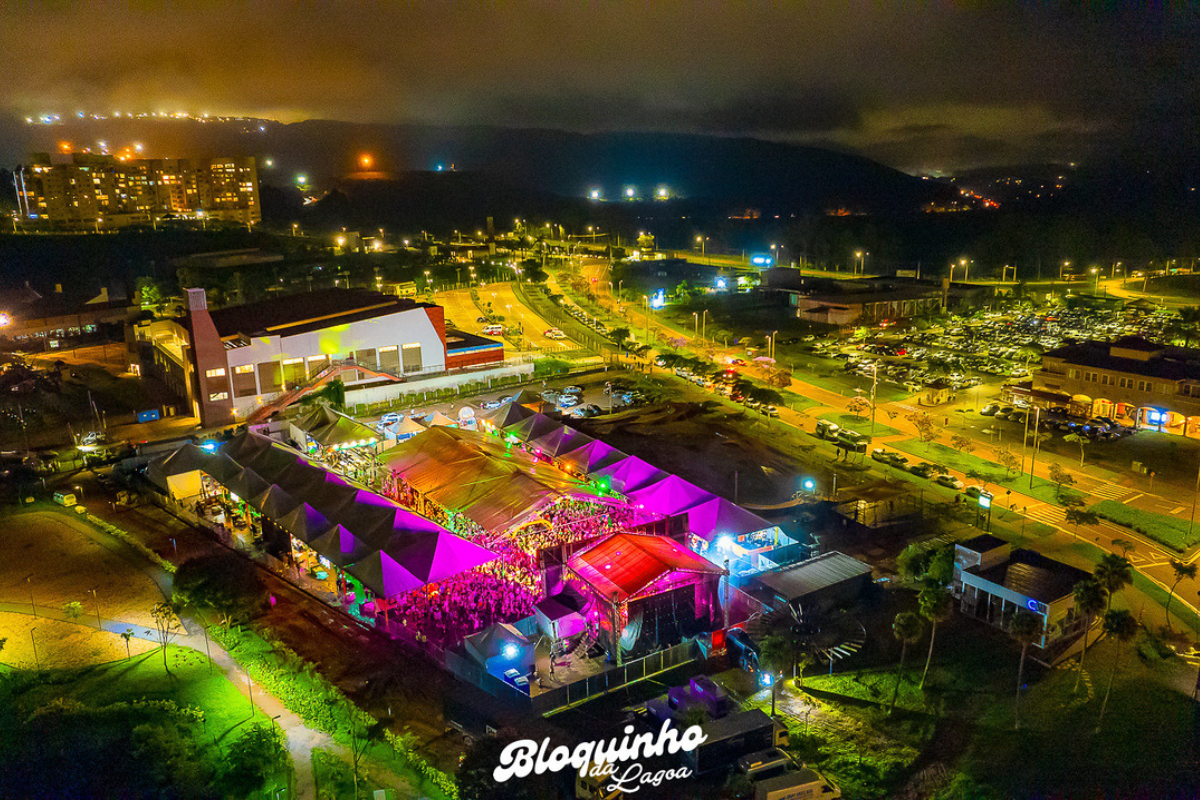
[378,345,398,353]
[205,367,226,378]
[234,364,254,374]
[208,391,229,402]
[282,357,303,365]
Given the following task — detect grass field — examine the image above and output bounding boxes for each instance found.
[1089,499,1194,552]
[893,440,1085,505]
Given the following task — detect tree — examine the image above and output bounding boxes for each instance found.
[889,612,925,715]
[151,602,180,675]
[747,386,784,407]
[220,723,288,798]
[1072,578,1107,694]
[1164,559,1197,633]
[918,585,953,690]
[1094,553,1133,614]
[1063,433,1089,466]
[172,551,266,627]
[1096,610,1139,730]
[907,412,939,445]
[62,601,83,621]
[120,629,134,659]
[766,368,792,389]
[1048,462,1075,497]
[846,395,872,419]
[1064,506,1100,537]
[995,447,1020,478]
[609,327,631,348]
[950,433,975,454]
[1010,611,1044,731]
[966,468,990,492]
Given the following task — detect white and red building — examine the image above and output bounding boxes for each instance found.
[135,288,502,427]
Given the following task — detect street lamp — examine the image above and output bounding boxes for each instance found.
[1090,267,1100,293]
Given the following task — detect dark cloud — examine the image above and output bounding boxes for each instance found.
[0,3,1196,171]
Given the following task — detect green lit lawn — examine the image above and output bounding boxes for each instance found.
[1088,499,1194,552]
[827,413,902,439]
[893,439,1084,505]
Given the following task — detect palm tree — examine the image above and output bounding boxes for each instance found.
[1164,559,1197,633]
[890,612,925,715]
[1010,611,1044,730]
[1072,578,1107,694]
[1094,553,1133,615]
[918,585,953,690]
[1097,610,1139,730]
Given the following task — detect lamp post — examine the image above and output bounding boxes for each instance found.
[855,250,863,274]
[693,312,699,339]
[88,587,102,630]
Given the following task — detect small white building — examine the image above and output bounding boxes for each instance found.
[954,535,1091,650]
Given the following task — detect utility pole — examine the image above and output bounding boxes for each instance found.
[1027,406,1042,489]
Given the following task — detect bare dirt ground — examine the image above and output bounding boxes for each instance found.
[0,613,157,669]
[576,400,809,505]
[0,509,166,627]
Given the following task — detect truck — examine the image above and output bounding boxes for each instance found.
[834,429,869,453]
[684,708,775,774]
[753,767,841,800]
[814,420,840,441]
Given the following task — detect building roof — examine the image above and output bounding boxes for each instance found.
[196,289,431,339]
[968,548,1091,605]
[958,534,1009,554]
[753,551,872,602]
[445,329,502,353]
[1043,338,1200,382]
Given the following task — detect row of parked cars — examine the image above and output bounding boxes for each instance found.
[981,403,1137,441]
[561,304,608,336]
[869,447,976,492]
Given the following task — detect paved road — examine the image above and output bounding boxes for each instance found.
[556,259,1200,631]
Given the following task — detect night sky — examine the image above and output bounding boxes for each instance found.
[1,3,1197,172]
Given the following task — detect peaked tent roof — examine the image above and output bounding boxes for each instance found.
[156,442,212,477]
[464,622,532,665]
[224,467,272,501]
[204,452,245,483]
[378,427,603,531]
[221,431,272,462]
[389,416,427,438]
[556,439,626,475]
[569,532,725,602]
[422,410,458,427]
[482,401,535,429]
[380,531,496,585]
[629,474,717,517]
[508,389,545,408]
[686,497,775,542]
[502,412,561,443]
[277,503,334,543]
[592,455,667,494]
[308,413,380,447]
[528,425,595,459]
[308,524,375,567]
[250,484,301,519]
[345,550,426,598]
[294,404,342,433]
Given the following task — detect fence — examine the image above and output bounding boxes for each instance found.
[513,281,615,355]
[445,638,697,716]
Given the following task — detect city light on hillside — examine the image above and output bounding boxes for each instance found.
[360,154,373,168]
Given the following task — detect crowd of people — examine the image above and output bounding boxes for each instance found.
[385,565,537,649]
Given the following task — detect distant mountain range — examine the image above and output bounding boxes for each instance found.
[4,116,956,216]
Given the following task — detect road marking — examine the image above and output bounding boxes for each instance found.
[1090,483,1131,501]
[1170,506,1187,515]
[1125,493,1144,503]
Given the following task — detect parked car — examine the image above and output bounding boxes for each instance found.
[759,405,779,418]
[908,462,935,478]
[935,474,964,490]
[562,385,583,395]
[557,395,581,408]
[480,399,503,410]
[870,448,890,463]
[980,403,1001,416]
[964,485,985,499]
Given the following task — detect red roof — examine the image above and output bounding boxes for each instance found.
[569,532,725,601]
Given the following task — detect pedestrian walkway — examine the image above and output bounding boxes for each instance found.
[1089,483,1132,501]
[1025,504,1067,527]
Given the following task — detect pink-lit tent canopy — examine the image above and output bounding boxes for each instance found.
[380,531,496,585]
[555,439,626,476]
[592,456,668,494]
[685,497,775,542]
[277,503,333,544]
[345,550,426,597]
[308,524,375,567]
[628,474,716,517]
[249,484,301,519]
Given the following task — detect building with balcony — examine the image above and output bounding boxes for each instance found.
[1029,336,1200,436]
[17,152,261,229]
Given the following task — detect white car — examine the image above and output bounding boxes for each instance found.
[934,474,963,490]
[562,385,583,395]
[557,395,581,409]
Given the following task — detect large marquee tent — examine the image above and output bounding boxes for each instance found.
[147,431,495,598]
